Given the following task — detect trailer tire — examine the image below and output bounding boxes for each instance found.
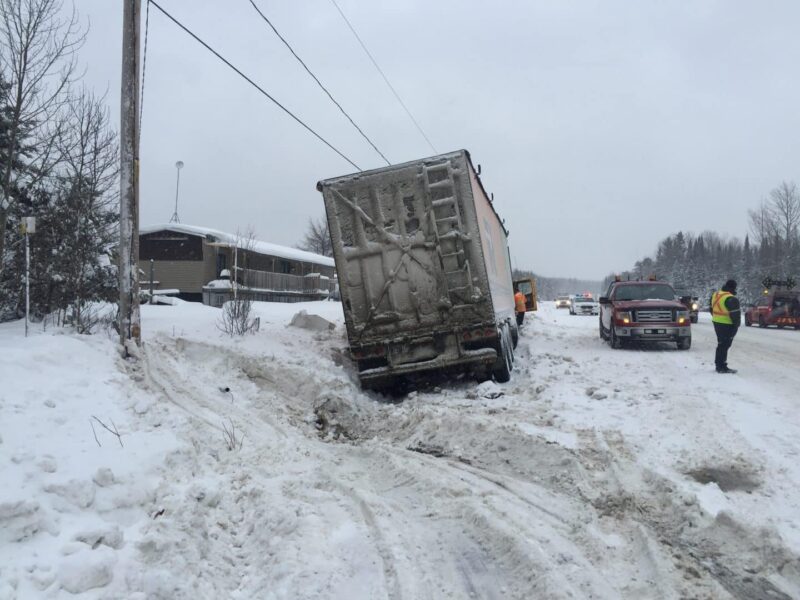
[493,329,512,383]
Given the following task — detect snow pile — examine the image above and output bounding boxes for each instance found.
[0,321,180,598]
[1,301,800,598]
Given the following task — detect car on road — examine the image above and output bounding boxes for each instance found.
[599,280,691,349]
[745,289,800,329]
[569,294,599,315]
[555,295,571,309]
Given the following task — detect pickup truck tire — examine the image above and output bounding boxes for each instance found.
[690,315,698,324]
[677,337,691,350]
[599,319,608,340]
[609,326,623,349]
[493,328,512,383]
[758,316,767,328]
[745,315,752,326]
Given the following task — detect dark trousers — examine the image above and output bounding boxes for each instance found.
[713,322,737,369]
[516,312,524,326]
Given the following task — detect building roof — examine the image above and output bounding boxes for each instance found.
[140,223,335,267]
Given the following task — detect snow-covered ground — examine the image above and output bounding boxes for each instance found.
[2,300,800,599]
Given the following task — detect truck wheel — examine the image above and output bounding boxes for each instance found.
[511,324,519,349]
[610,326,622,349]
[758,316,767,328]
[492,331,512,383]
[745,315,752,327]
[677,337,691,350]
[690,315,698,324]
[599,318,607,340]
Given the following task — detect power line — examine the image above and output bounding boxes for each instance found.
[148,0,361,171]
[329,0,437,155]
[139,0,151,134]
[248,0,390,166]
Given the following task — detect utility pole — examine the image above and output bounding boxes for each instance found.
[119,0,142,351]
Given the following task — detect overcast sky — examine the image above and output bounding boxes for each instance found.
[77,0,800,280]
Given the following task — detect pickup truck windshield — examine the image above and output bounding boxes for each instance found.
[614,284,675,301]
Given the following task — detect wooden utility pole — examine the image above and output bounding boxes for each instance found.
[119,0,142,351]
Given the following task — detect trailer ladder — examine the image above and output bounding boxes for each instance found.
[422,161,474,305]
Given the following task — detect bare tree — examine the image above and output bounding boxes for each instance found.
[218,229,259,336]
[0,0,86,271]
[298,216,332,257]
[767,181,800,247]
[53,88,118,332]
[748,199,777,246]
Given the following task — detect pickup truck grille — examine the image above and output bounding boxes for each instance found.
[635,309,672,322]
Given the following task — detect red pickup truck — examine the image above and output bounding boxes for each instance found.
[744,290,800,329]
[599,280,692,349]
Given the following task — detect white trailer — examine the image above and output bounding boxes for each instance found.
[317,150,518,391]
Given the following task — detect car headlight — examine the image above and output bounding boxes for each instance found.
[566,300,571,305]
[616,311,632,324]
[691,302,698,310]
[676,309,690,324]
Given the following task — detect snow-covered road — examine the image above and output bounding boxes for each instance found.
[2,301,800,598]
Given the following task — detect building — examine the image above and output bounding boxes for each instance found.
[139,224,336,305]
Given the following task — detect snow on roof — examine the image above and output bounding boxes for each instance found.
[140,223,335,267]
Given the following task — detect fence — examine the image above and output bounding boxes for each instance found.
[203,269,338,307]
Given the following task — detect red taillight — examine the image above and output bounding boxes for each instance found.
[373,346,385,356]
[463,330,472,340]
[485,329,495,337]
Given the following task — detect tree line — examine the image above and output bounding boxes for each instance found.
[603,181,800,306]
[1,0,118,330]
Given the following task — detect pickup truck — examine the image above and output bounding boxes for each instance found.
[744,289,800,329]
[599,280,692,349]
[317,150,519,391]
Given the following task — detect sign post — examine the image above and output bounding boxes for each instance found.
[20,217,35,337]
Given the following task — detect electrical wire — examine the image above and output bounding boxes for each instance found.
[329,0,437,155]
[248,0,390,165]
[139,0,151,136]
[148,0,361,171]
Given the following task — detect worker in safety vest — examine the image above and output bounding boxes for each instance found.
[710,279,741,374]
[514,286,527,326]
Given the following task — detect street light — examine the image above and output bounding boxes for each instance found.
[170,160,184,223]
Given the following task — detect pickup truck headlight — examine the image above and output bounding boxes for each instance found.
[615,311,632,324]
[691,302,698,311]
[676,309,690,324]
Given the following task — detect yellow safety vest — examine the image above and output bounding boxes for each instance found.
[711,290,733,325]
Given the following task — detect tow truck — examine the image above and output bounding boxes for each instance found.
[744,278,800,329]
